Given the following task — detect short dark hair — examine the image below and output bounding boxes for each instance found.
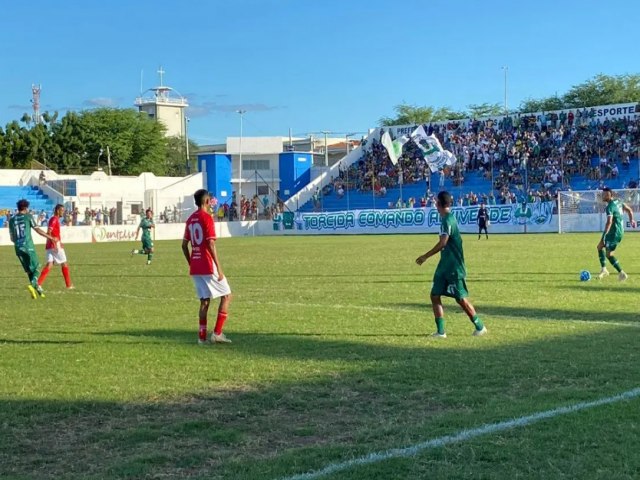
[145,208,153,214]
[54,204,64,213]
[16,199,29,211]
[194,189,209,207]
[602,187,613,193]
[437,191,453,208]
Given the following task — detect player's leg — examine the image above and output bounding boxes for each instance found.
[17,250,38,299]
[478,224,482,240]
[454,279,486,335]
[198,298,211,344]
[27,251,44,297]
[605,244,627,280]
[596,238,609,279]
[61,261,73,288]
[212,293,233,343]
[146,246,154,265]
[484,224,489,239]
[430,294,446,337]
[38,261,53,286]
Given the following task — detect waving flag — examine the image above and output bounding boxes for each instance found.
[410,125,457,172]
[381,131,409,165]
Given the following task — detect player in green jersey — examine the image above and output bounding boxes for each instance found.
[8,199,56,299]
[597,187,635,281]
[415,191,487,338]
[131,209,155,265]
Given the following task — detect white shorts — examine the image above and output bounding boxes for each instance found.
[191,274,232,300]
[45,248,68,265]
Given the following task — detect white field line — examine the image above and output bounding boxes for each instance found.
[279,387,640,480]
[55,291,639,329]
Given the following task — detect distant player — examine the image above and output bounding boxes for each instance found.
[597,187,635,281]
[38,204,74,289]
[415,191,487,338]
[131,209,155,265]
[8,199,56,299]
[182,189,233,345]
[477,202,489,240]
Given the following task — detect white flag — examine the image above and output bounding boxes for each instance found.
[381,131,409,165]
[410,126,456,173]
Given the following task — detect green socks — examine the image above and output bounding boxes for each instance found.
[435,317,445,335]
[147,253,153,263]
[472,315,484,331]
[607,255,622,273]
[598,249,606,268]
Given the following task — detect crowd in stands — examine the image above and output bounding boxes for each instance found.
[330,109,640,207]
[221,193,286,221]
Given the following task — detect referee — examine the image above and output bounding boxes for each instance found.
[477,202,489,240]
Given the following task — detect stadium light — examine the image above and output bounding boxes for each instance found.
[502,66,508,115]
[236,109,247,220]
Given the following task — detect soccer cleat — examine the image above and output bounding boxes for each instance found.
[197,338,210,345]
[146,260,151,265]
[67,285,76,290]
[597,268,610,280]
[618,271,628,282]
[211,332,232,344]
[431,332,447,339]
[27,285,38,299]
[472,326,488,337]
[36,286,46,298]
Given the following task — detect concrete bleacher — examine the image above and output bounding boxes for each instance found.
[300,158,640,212]
[0,186,55,227]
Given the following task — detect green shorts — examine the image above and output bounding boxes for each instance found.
[431,274,469,301]
[15,248,40,276]
[603,234,621,252]
[141,237,154,251]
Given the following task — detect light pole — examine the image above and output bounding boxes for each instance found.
[97,148,103,170]
[345,132,357,156]
[502,66,508,115]
[321,130,331,167]
[236,109,246,220]
[184,116,190,174]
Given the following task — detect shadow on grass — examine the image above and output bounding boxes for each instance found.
[1,327,639,480]
[393,302,639,324]
[0,339,86,345]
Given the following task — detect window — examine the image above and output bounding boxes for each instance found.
[242,159,270,171]
[257,185,269,195]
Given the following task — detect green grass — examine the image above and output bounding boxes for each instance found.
[0,233,639,479]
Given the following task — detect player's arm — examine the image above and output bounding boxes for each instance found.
[206,238,224,281]
[181,239,191,266]
[622,203,636,228]
[415,234,449,265]
[602,214,613,236]
[33,226,55,243]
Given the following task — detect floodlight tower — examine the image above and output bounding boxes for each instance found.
[31,84,42,124]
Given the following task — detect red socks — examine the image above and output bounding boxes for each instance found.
[38,265,51,286]
[214,312,228,335]
[199,318,208,341]
[62,265,72,288]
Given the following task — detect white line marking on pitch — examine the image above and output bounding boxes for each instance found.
[279,387,640,480]
[53,292,639,329]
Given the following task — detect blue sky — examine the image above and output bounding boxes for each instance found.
[0,0,637,145]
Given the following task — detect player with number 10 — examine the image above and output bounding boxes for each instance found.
[182,189,233,344]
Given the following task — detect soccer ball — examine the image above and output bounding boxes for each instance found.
[579,270,591,282]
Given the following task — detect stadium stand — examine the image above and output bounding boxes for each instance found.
[0,185,55,228]
[300,113,640,212]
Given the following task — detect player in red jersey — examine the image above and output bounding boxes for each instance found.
[182,189,232,345]
[38,204,74,289]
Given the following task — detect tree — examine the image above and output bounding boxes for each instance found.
[165,137,200,176]
[466,103,504,118]
[519,96,566,113]
[380,103,466,126]
[562,73,640,108]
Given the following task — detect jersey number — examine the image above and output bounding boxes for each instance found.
[13,223,26,240]
[188,223,204,246]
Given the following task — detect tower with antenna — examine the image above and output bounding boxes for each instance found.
[134,66,188,138]
[31,84,42,124]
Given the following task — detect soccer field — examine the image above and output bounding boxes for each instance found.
[1,233,639,479]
